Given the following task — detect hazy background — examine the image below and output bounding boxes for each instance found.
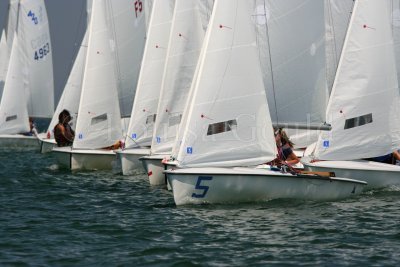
[0,0,87,106]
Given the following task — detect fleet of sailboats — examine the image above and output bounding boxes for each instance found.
[164,0,366,205]
[52,0,149,170]
[2,0,400,206]
[117,0,175,176]
[140,0,214,185]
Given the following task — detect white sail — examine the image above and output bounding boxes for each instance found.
[325,0,354,93]
[144,0,154,30]
[176,0,276,168]
[107,0,147,118]
[171,7,213,159]
[18,0,54,118]
[258,0,327,127]
[285,1,354,148]
[392,0,400,90]
[125,0,175,148]
[87,0,93,20]
[171,47,204,159]
[0,30,7,100]
[5,0,19,55]
[73,0,122,150]
[314,0,400,160]
[0,34,29,134]
[47,31,89,137]
[150,0,214,155]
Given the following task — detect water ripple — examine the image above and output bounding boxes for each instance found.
[0,151,400,266]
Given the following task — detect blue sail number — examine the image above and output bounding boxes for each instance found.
[27,10,39,25]
[192,176,213,198]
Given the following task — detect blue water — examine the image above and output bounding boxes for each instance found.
[1,150,400,266]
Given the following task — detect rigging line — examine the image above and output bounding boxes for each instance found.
[263,0,279,124]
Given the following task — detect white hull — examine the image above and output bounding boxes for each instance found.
[0,134,39,150]
[140,154,168,185]
[116,148,150,175]
[302,157,400,190]
[52,146,117,171]
[165,167,367,205]
[39,139,56,153]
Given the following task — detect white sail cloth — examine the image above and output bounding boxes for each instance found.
[314,0,400,160]
[73,0,122,149]
[150,0,214,155]
[125,0,175,148]
[324,0,355,93]
[0,34,29,134]
[108,0,147,117]
[47,31,89,137]
[0,0,53,135]
[18,0,54,118]
[0,30,7,100]
[257,0,327,127]
[176,0,276,168]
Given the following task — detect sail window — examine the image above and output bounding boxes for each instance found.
[207,120,237,136]
[169,114,182,127]
[344,113,373,130]
[91,113,108,125]
[146,114,156,125]
[5,115,17,122]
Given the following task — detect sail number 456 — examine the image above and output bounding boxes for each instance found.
[192,176,213,198]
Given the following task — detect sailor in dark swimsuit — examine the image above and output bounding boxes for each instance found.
[54,109,75,147]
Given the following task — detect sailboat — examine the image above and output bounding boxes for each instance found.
[164,0,366,205]
[139,0,214,185]
[52,0,142,170]
[39,31,89,153]
[117,0,175,176]
[302,0,400,190]
[0,0,54,149]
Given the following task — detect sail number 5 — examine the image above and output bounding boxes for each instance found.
[192,176,213,198]
[134,0,143,18]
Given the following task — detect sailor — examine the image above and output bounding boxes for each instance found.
[21,117,38,137]
[54,109,75,147]
[274,128,299,166]
[369,150,400,165]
